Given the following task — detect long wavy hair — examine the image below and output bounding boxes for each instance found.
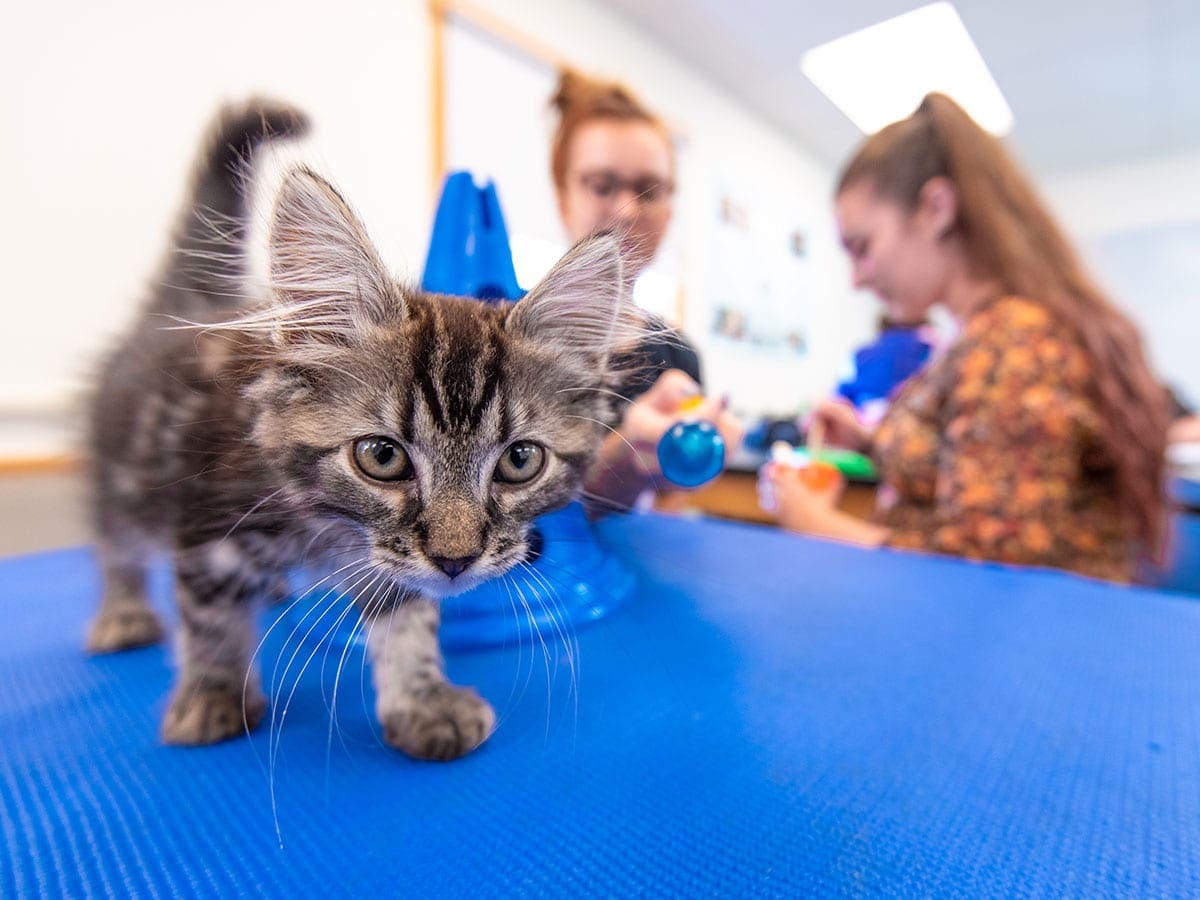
[838,93,1168,552]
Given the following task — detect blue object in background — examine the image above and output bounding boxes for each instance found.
[421,171,524,301]
[657,420,726,487]
[837,326,933,408]
[1140,476,1200,595]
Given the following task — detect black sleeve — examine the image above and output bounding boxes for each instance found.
[615,325,704,403]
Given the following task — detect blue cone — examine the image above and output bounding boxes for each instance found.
[421,171,524,301]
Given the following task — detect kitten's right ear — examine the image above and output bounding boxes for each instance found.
[265,167,399,340]
[506,232,640,368]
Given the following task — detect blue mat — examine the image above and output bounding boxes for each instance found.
[3,514,1200,897]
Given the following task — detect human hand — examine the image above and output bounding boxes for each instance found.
[759,460,844,534]
[617,370,741,481]
[589,369,743,501]
[609,369,702,479]
[809,399,873,452]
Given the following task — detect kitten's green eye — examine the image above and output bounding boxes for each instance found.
[353,437,414,482]
[494,441,545,485]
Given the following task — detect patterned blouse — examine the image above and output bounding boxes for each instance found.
[871,296,1134,582]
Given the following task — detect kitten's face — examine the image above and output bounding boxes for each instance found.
[243,169,633,597]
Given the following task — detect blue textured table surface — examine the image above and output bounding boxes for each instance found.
[3,514,1200,897]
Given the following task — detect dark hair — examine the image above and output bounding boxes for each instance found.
[548,69,672,190]
[838,93,1169,551]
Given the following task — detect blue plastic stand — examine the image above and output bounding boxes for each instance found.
[421,171,524,301]
[440,502,636,650]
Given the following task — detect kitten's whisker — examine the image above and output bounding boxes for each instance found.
[272,590,361,822]
[563,414,653,477]
[248,553,370,709]
[521,559,581,663]
[326,571,389,771]
[372,599,404,751]
[517,560,580,725]
[510,575,554,740]
[265,562,371,773]
[495,572,533,728]
[267,563,377,844]
[577,487,638,515]
[355,582,398,753]
[554,384,633,405]
[503,572,539,719]
[219,486,288,544]
[269,562,374,733]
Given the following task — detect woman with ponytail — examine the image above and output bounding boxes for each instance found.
[548,69,742,513]
[766,93,1168,582]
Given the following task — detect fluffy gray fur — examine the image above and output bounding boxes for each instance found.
[85,99,642,761]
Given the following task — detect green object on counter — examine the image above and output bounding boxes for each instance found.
[812,448,877,480]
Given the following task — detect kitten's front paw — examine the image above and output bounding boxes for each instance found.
[161,687,266,745]
[382,683,495,761]
[86,606,163,654]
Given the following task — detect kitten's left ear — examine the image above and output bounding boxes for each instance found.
[266,167,400,339]
[506,232,640,369]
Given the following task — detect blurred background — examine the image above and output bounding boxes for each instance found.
[1,0,1197,554]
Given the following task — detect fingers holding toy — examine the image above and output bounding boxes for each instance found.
[613,369,741,489]
[691,395,744,464]
[656,393,736,489]
[589,369,738,501]
[636,368,708,419]
[759,459,845,533]
[809,398,873,452]
[613,380,695,477]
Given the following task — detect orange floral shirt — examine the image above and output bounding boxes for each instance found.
[871,296,1134,581]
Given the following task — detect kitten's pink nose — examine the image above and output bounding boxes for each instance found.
[431,555,478,578]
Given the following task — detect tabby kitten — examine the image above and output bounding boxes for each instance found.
[86,101,638,761]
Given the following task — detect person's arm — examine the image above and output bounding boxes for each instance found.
[764,463,889,547]
[762,394,883,545]
[1169,414,1200,444]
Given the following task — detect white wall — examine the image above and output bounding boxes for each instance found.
[1,0,868,446]
[463,0,873,418]
[1,0,434,417]
[1041,151,1200,405]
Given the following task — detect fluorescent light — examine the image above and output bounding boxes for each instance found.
[800,2,1014,135]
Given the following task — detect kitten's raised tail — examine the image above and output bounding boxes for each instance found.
[168,98,311,298]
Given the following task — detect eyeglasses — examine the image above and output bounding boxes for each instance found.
[577,171,675,207]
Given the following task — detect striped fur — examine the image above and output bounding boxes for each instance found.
[86,101,642,760]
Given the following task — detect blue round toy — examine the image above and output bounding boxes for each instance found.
[657,420,726,488]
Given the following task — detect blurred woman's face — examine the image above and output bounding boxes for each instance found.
[557,119,674,273]
[835,180,950,324]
